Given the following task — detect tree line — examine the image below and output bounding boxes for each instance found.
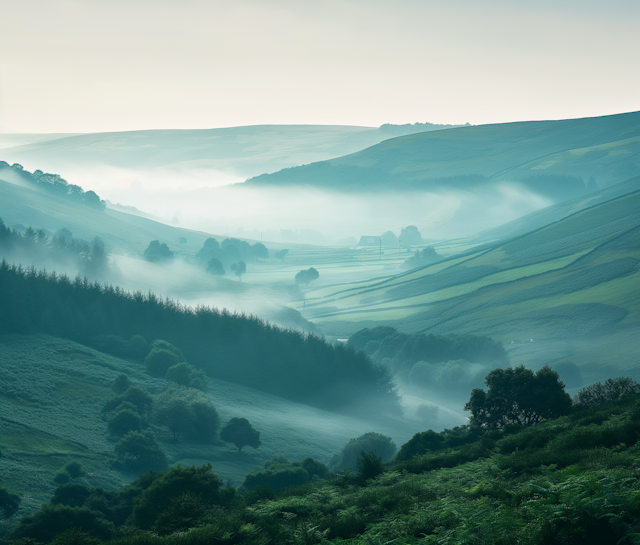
[0,262,400,415]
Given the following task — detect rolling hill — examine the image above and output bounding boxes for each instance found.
[299,188,640,384]
[248,111,640,199]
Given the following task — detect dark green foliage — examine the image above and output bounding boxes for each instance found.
[143,240,173,263]
[144,349,179,377]
[64,460,86,480]
[113,430,168,472]
[206,257,224,276]
[230,260,246,280]
[242,457,329,492]
[0,486,21,518]
[274,248,288,262]
[148,339,184,360]
[129,465,235,531]
[574,377,640,408]
[154,387,219,442]
[9,504,114,542]
[165,362,207,390]
[349,326,508,374]
[330,432,396,472]
[127,335,149,361]
[111,374,130,394]
[103,387,152,416]
[54,470,72,484]
[0,163,106,209]
[294,267,319,286]
[220,417,261,452]
[252,242,268,259]
[52,483,92,508]
[465,365,572,429]
[356,450,384,481]
[107,408,142,437]
[0,263,400,414]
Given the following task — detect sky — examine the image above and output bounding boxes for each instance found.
[1,0,639,133]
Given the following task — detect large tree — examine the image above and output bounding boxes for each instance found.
[230,260,246,281]
[220,417,261,452]
[464,365,571,429]
[295,267,319,286]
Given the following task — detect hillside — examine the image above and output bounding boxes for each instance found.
[299,189,640,384]
[247,111,640,199]
[0,333,429,531]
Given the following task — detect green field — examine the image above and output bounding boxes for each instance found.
[299,190,640,382]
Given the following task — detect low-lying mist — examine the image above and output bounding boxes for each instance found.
[25,162,553,243]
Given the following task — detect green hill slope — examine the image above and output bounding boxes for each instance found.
[248,111,640,197]
[300,190,640,382]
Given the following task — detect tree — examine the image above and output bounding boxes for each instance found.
[220,417,261,452]
[0,486,21,518]
[154,387,219,442]
[399,225,422,247]
[206,257,225,276]
[107,408,143,437]
[64,460,86,480]
[381,231,398,247]
[165,362,207,390]
[155,396,197,441]
[113,430,168,472]
[143,240,174,262]
[51,483,92,508]
[356,450,384,481]
[330,432,396,472]
[252,242,269,259]
[294,267,320,286]
[464,365,572,430]
[274,249,289,262]
[145,348,180,377]
[230,260,246,281]
[111,373,131,394]
[574,377,640,408]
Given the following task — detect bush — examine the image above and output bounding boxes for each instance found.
[111,373,130,394]
[52,483,92,508]
[154,387,220,442]
[0,486,21,518]
[220,417,261,452]
[113,430,168,472]
[356,450,384,481]
[145,348,180,377]
[8,504,114,543]
[242,457,329,492]
[64,460,85,479]
[127,334,149,360]
[54,470,72,484]
[129,464,235,531]
[149,339,184,360]
[165,362,207,390]
[574,377,640,408]
[103,386,152,415]
[107,408,143,437]
[330,432,397,471]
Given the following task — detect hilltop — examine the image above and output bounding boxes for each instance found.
[247,111,640,200]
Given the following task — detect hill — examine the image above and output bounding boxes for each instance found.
[247,111,640,200]
[299,188,640,384]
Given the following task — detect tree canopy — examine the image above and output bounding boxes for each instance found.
[220,417,261,452]
[294,267,319,286]
[464,365,572,429]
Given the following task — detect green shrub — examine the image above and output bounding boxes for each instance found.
[356,450,384,481]
[8,504,114,543]
[113,430,168,472]
[145,349,180,377]
[220,417,261,452]
[148,339,184,361]
[242,457,329,492]
[107,408,143,437]
[54,470,72,484]
[165,362,207,390]
[52,483,92,508]
[154,387,219,442]
[63,460,85,480]
[111,373,130,394]
[127,334,149,360]
[103,386,152,415]
[0,486,21,518]
[330,432,396,471]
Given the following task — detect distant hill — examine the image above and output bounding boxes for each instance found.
[300,188,640,384]
[247,111,640,200]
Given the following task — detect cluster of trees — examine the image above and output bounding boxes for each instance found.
[143,240,174,263]
[401,246,442,270]
[242,457,329,492]
[196,237,268,277]
[376,226,424,249]
[0,162,106,209]
[0,219,111,279]
[329,432,397,473]
[348,326,508,377]
[0,263,400,414]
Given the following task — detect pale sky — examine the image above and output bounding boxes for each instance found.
[1,0,638,133]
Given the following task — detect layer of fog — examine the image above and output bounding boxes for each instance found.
[17,163,553,243]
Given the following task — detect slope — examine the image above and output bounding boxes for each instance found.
[299,189,640,382]
[248,111,640,197]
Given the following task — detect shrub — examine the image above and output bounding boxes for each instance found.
[574,377,640,408]
[145,348,179,377]
[54,470,72,484]
[8,504,114,543]
[154,387,219,442]
[64,460,86,480]
[52,483,92,508]
[111,373,130,394]
[129,464,235,531]
[165,362,207,390]
[220,417,261,452]
[356,450,384,481]
[127,334,149,360]
[113,430,168,472]
[241,457,329,492]
[103,386,152,415]
[149,339,184,360]
[0,486,21,518]
[107,408,143,437]
[330,432,397,471]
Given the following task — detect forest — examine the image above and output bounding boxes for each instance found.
[0,262,399,415]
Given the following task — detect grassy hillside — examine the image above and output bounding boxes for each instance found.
[7,390,640,544]
[248,111,640,196]
[0,333,432,530]
[300,189,640,383]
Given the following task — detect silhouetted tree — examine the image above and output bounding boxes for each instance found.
[230,260,246,280]
[111,374,131,394]
[206,257,225,276]
[295,267,319,286]
[574,377,640,408]
[275,249,289,262]
[143,240,173,263]
[381,230,398,247]
[464,365,571,429]
[330,432,396,471]
[145,348,180,377]
[108,408,143,437]
[220,417,261,452]
[113,430,168,472]
[399,225,422,246]
[252,242,269,259]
